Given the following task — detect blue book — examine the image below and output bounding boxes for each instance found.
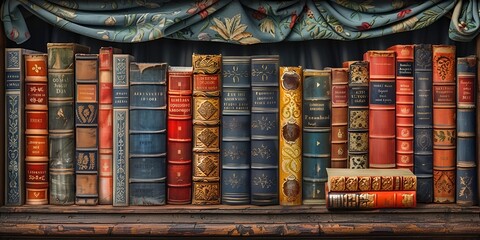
[112,54,135,206]
[302,69,331,205]
[456,55,478,206]
[221,56,251,204]
[250,55,279,205]
[129,62,167,205]
[413,44,434,203]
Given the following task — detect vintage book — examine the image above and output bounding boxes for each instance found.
[98,47,122,205]
[5,48,38,205]
[74,54,99,205]
[456,55,478,206]
[24,53,49,205]
[432,45,456,203]
[47,43,90,205]
[167,66,193,205]
[477,52,480,206]
[279,66,303,205]
[413,44,434,203]
[221,56,251,205]
[326,188,416,209]
[388,45,414,171]
[330,68,348,168]
[326,168,417,192]
[112,54,134,206]
[302,69,331,204]
[250,55,279,205]
[192,54,221,205]
[364,50,396,169]
[347,61,369,169]
[129,62,168,205]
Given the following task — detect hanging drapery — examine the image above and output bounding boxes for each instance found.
[2,0,478,45]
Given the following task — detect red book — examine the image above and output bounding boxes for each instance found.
[364,51,396,169]
[98,47,121,204]
[432,45,456,203]
[167,66,193,204]
[24,54,49,205]
[331,68,348,168]
[326,188,416,209]
[388,45,414,171]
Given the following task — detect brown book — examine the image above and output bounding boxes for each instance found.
[192,54,221,205]
[331,68,348,168]
[98,47,121,205]
[432,45,456,203]
[388,45,414,171]
[364,50,396,169]
[167,66,193,204]
[279,66,303,205]
[24,53,49,205]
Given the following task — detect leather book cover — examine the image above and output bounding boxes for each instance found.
[326,187,416,209]
[347,61,369,169]
[326,168,417,192]
[432,45,456,203]
[388,45,414,171]
[192,54,221,205]
[456,55,478,206]
[413,44,434,203]
[279,66,303,205]
[98,47,121,205]
[250,55,279,205]
[167,66,193,205]
[75,53,99,205]
[302,69,331,205]
[221,56,251,205]
[330,68,348,168]
[112,54,135,206]
[47,43,90,205]
[24,53,49,205]
[129,62,168,205]
[364,50,396,169]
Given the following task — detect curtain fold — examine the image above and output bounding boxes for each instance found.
[2,0,479,45]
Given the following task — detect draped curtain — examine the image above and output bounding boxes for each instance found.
[2,0,480,45]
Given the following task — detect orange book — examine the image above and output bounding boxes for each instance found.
[432,45,456,203]
[364,51,396,169]
[326,187,416,209]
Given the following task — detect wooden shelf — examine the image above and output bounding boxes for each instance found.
[1,204,479,238]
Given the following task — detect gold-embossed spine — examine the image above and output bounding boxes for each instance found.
[279,66,303,205]
[192,54,222,205]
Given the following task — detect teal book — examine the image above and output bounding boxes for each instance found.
[221,56,251,205]
[129,62,168,205]
[47,43,90,205]
[302,69,331,204]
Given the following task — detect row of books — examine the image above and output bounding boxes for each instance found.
[4,43,478,208]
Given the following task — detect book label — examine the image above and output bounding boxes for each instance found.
[370,82,395,105]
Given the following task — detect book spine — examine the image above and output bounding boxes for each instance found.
[47,43,90,205]
[365,51,396,169]
[98,47,120,204]
[328,174,417,192]
[167,66,193,205]
[221,56,251,205]
[456,56,478,206]
[302,69,331,204]
[389,45,414,171]
[279,66,303,205]
[5,48,29,205]
[432,45,456,203]
[74,54,99,205]
[192,54,222,205]
[331,68,348,168]
[326,190,416,209]
[129,63,168,205]
[112,54,134,206]
[24,54,49,205]
[347,61,369,169]
[413,44,434,203]
[250,55,279,205]
[477,53,480,206]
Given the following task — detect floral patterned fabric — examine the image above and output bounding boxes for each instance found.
[2,0,478,44]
